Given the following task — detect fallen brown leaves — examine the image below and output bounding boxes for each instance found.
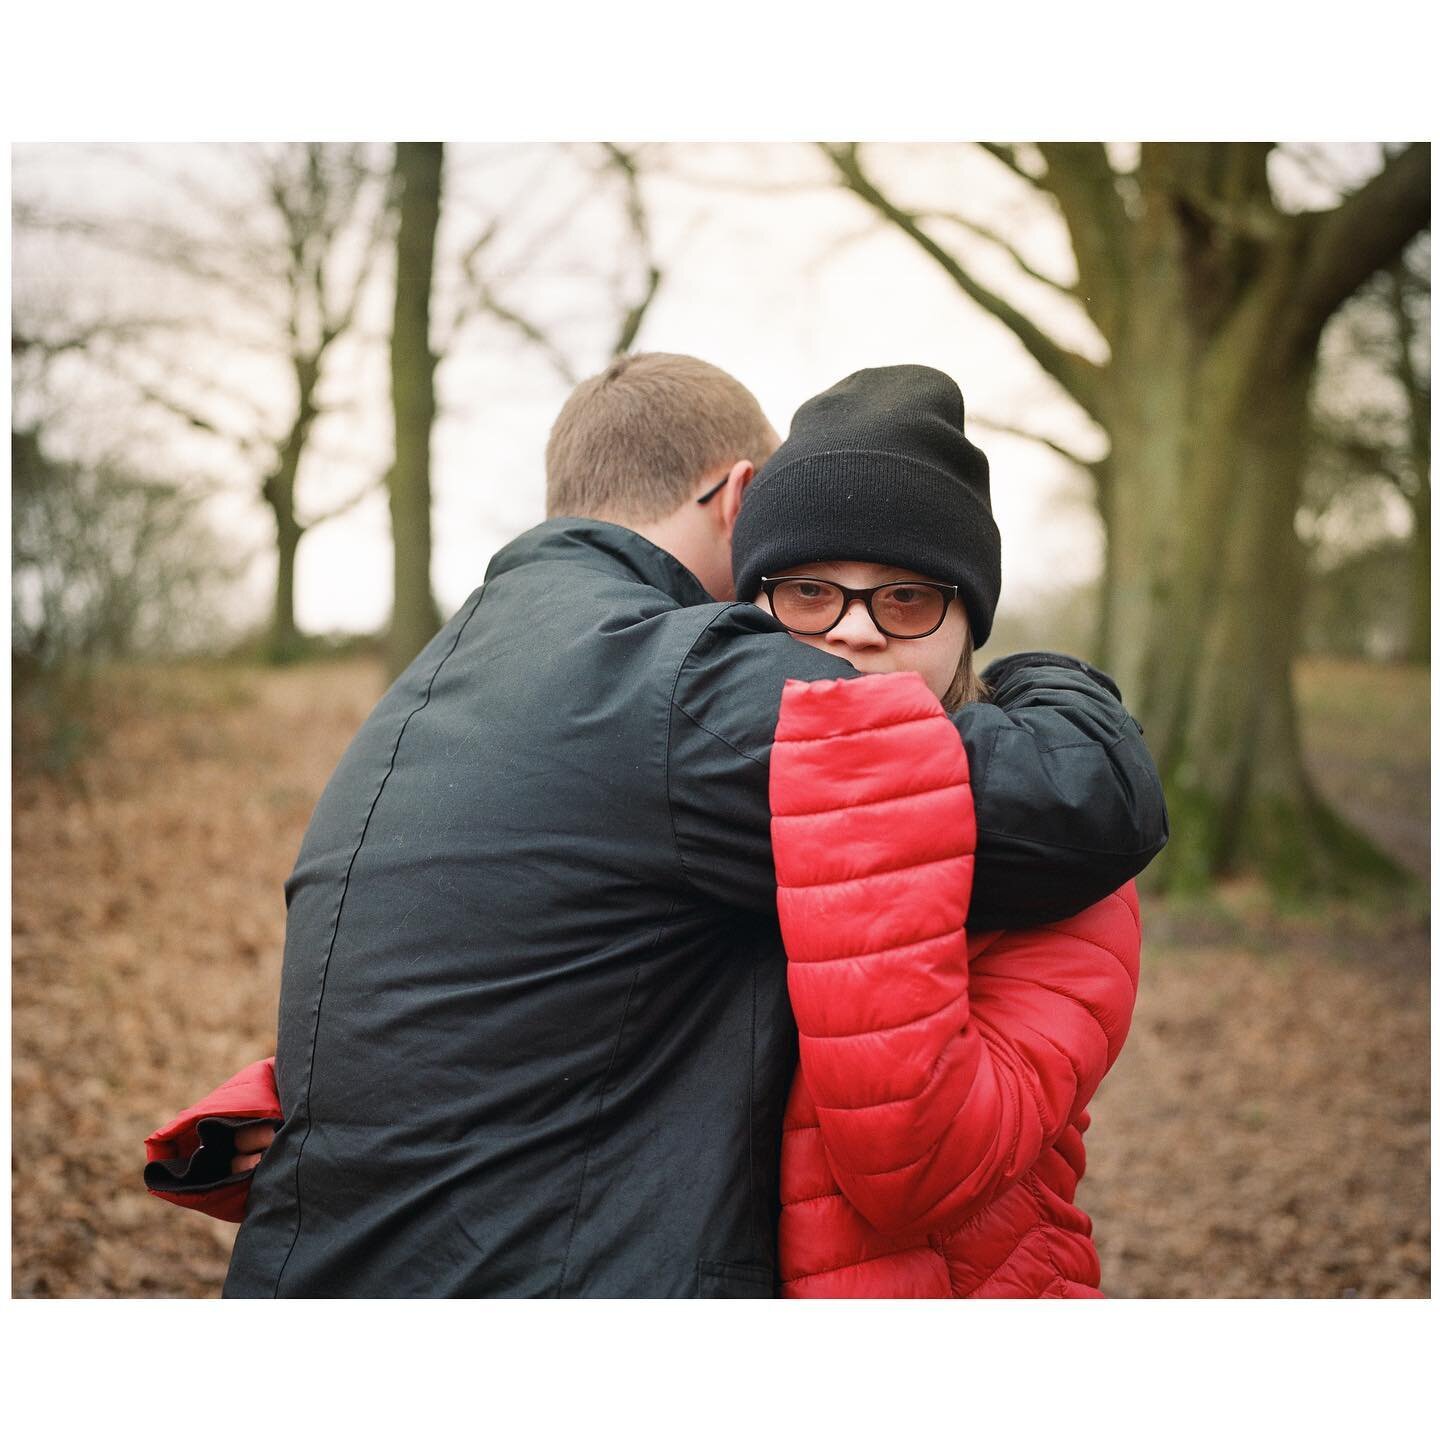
[10,657,1430,1297]
[12,660,383,1297]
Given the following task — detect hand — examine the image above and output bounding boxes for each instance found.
[230,1122,277,1175]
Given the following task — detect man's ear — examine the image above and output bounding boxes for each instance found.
[718,461,754,538]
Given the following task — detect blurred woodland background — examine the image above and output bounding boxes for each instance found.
[11,142,1430,1297]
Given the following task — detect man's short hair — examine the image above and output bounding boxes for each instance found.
[545,353,777,523]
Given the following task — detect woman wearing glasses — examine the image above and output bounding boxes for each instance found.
[147,365,1146,1298]
[728,365,1142,1297]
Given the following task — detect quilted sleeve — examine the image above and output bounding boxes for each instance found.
[143,1056,282,1223]
[771,671,1140,1237]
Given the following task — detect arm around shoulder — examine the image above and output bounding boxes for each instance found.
[666,604,855,913]
[956,650,1167,931]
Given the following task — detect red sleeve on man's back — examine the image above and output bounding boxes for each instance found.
[144,1056,281,1223]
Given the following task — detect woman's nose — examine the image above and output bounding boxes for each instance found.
[826,598,887,650]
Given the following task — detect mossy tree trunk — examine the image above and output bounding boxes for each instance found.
[830,141,1430,894]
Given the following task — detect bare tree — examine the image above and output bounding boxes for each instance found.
[12,427,242,672]
[442,142,666,381]
[825,141,1429,892]
[13,144,393,662]
[1303,237,1430,662]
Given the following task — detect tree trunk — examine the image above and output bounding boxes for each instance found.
[261,355,320,664]
[385,141,444,680]
[1408,485,1430,665]
[270,503,303,662]
[1095,155,1407,893]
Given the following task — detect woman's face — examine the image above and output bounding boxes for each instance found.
[754,560,970,701]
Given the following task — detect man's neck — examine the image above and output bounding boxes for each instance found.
[605,509,731,600]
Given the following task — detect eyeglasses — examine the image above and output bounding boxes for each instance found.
[695,473,729,505]
[760,576,959,640]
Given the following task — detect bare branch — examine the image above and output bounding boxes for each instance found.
[319,174,394,351]
[14,208,289,320]
[649,169,836,196]
[1381,256,1430,472]
[1033,143,1130,339]
[1282,143,1430,358]
[638,142,834,195]
[476,289,581,387]
[442,219,503,346]
[602,143,664,356]
[969,416,1104,473]
[297,474,385,530]
[808,217,889,269]
[13,316,202,358]
[823,142,1108,425]
[108,364,267,458]
[443,209,582,383]
[978,142,1046,189]
[914,207,1077,298]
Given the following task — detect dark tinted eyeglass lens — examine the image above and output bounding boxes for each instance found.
[771,579,843,632]
[872,584,945,636]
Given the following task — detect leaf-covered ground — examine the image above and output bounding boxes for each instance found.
[11,656,1430,1297]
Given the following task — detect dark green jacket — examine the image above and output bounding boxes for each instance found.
[224,519,1166,1297]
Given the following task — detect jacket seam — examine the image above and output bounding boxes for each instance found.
[1007,923,1139,1006]
[1017,976,1122,1059]
[812,1021,967,1119]
[787,921,968,968]
[747,958,761,1262]
[799,990,966,1043]
[784,1242,941,1287]
[672,697,769,767]
[780,851,972,892]
[555,899,674,1297]
[776,779,971,820]
[1026,1172,1069,1291]
[976,827,1163,859]
[1054,929,1141,1000]
[777,713,955,746]
[969,717,1003,830]
[663,602,757,892]
[271,587,485,1297]
[783,1188,845,1207]
[953,1219,1052,1297]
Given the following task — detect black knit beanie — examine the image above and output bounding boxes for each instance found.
[731,365,1001,646]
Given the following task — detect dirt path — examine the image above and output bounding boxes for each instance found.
[10,658,1430,1297]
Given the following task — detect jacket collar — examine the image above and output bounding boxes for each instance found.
[485,517,715,608]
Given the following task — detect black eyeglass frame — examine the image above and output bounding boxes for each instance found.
[759,575,960,640]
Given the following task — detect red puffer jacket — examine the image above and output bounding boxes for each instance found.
[144,1057,282,1223]
[149,672,1140,1297]
[771,672,1140,1298]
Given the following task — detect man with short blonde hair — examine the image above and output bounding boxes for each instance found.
[545,351,779,523]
